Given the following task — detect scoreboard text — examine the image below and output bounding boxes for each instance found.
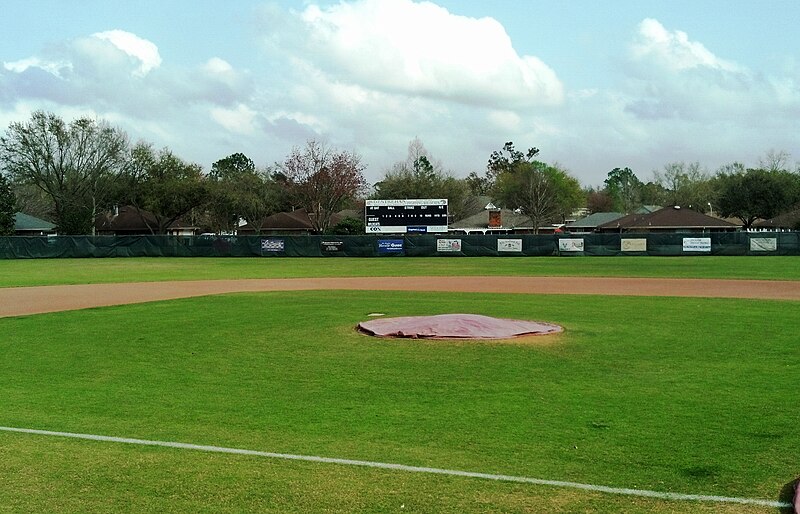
[365,199,449,234]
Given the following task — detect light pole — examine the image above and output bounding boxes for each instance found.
[707,202,713,216]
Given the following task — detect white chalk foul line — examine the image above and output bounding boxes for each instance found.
[0,425,790,509]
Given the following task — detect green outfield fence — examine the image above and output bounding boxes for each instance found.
[1,232,799,258]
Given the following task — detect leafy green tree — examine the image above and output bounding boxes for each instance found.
[465,171,492,196]
[547,163,585,221]
[0,173,15,235]
[206,153,287,234]
[492,156,582,234]
[487,141,540,180]
[121,144,210,234]
[604,167,643,213]
[715,167,800,228]
[0,111,129,234]
[460,142,541,197]
[210,152,256,179]
[328,216,365,235]
[282,140,367,233]
[638,181,668,207]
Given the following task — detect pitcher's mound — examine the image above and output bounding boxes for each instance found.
[357,313,562,339]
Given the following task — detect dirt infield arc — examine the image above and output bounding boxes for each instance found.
[2,276,799,318]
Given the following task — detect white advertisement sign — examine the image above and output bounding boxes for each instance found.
[621,238,647,252]
[437,238,462,252]
[749,238,777,252]
[497,239,522,252]
[558,238,584,252]
[682,237,711,252]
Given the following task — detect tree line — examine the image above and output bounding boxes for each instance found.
[1,111,799,236]
[0,111,366,235]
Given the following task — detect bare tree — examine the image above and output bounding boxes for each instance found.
[373,137,470,221]
[758,149,790,173]
[0,111,129,234]
[653,161,712,211]
[282,140,367,233]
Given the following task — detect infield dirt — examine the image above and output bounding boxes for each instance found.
[1,276,799,318]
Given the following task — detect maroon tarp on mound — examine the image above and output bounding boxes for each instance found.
[358,314,562,339]
[795,479,799,513]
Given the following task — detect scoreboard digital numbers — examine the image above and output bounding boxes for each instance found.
[365,199,449,234]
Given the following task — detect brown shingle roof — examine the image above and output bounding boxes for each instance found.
[597,206,739,232]
[753,206,800,230]
[95,206,158,233]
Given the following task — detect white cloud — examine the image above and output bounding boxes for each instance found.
[203,57,233,75]
[210,103,257,135]
[91,30,162,76]
[280,0,563,108]
[486,110,521,131]
[622,18,766,123]
[3,57,73,77]
[632,19,741,73]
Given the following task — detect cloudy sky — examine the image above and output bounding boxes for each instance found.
[2,0,799,186]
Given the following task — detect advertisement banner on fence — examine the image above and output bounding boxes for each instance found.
[320,240,345,253]
[497,238,522,252]
[558,238,584,252]
[682,237,711,252]
[437,238,462,252]
[378,239,404,253]
[621,238,647,252]
[260,238,285,254]
[749,238,777,252]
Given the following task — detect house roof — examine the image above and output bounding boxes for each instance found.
[453,195,494,220]
[450,208,563,230]
[14,212,56,232]
[450,208,534,229]
[597,206,739,231]
[240,208,314,232]
[95,206,158,232]
[95,206,199,232]
[240,208,360,233]
[334,209,362,221]
[753,205,800,230]
[565,212,624,229]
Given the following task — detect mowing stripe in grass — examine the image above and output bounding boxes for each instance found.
[0,425,790,508]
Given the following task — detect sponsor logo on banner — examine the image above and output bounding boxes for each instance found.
[407,226,427,233]
[437,238,462,252]
[682,237,711,252]
[621,238,647,252]
[497,238,522,252]
[749,238,777,252]
[378,239,404,253]
[261,238,285,253]
[320,240,344,253]
[558,238,584,252]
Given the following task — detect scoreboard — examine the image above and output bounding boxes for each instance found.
[365,199,449,234]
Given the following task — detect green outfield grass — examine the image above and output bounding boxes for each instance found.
[1,290,796,512]
[1,255,799,287]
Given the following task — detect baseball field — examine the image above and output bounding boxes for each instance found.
[0,257,798,513]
